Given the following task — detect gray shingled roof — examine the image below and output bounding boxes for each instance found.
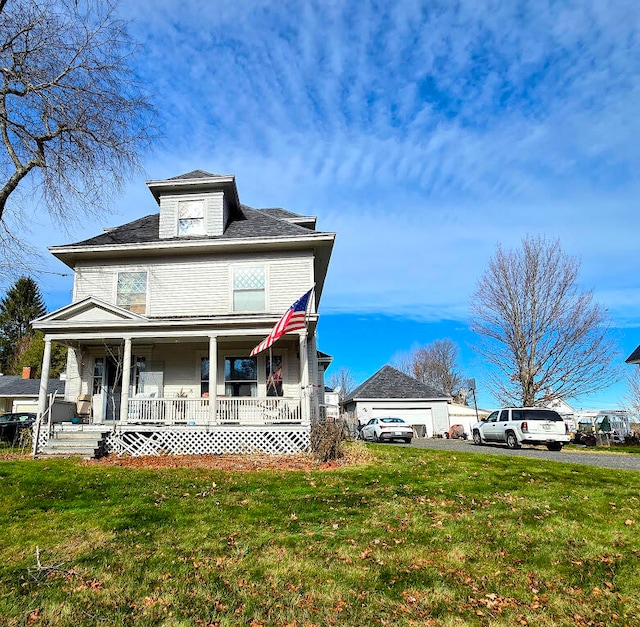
[626,345,640,364]
[168,170,225,180]
[345,365,450,402]
[261,208,301,219]
[67,204,318,247]
[0,376,65,397]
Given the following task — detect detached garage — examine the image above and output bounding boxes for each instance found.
[343,365,451,437]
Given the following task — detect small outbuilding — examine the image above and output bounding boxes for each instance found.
[0,375,66,414]
[343,365,451,437]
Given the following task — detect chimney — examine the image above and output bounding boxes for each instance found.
[22,366,35,380]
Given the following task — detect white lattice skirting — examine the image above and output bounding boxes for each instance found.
[34,426,50,454]
[105,425,311,456]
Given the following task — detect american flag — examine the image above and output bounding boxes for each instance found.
[250,289,313,356]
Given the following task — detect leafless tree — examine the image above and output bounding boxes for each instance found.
[327,366,356,404]
[625,368,640,419]
[397,339,464,398]
[470,235,618,406]
[0,0,154,265]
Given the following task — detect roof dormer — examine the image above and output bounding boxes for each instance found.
[146,170,241,239]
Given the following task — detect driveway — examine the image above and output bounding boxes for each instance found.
[404,437,640,472]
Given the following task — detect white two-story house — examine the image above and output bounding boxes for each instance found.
[32,170,335,456]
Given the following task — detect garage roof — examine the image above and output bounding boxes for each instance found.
[345,365,450,402]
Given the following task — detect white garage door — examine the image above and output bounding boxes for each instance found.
[371,408,433,438]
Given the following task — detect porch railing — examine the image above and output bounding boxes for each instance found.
[126,396,304,426]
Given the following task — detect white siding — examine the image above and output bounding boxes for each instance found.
[149,258,228,316]
[205,192,224,236]
[64,348,82,403]
[159,191,225,239]
[269,255,314,312]
[159,196,178,239]
[74,266,113,302]
[74,251,314,317]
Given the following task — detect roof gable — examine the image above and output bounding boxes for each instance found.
[34,297,147,324]
[345,365,450,402]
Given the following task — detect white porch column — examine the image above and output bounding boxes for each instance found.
[37,337,52,418]
[119,337,132,422]
[208,335,218,423]
[299,331,310,423]
[308,333,320,422]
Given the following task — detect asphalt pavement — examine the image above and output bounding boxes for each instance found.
[402,437,640,472]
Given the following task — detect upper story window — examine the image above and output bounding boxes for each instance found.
[233,266,265,311]
[178,199,205,236]
[117,271,147,314]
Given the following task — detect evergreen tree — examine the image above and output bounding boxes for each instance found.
[8,331,67,378]
[0,276,46,372]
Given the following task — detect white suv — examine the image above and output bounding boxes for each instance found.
[471,408,570,451]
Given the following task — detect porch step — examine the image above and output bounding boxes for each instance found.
[38,430,109,459]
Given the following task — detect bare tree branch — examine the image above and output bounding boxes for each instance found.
[470,235,619,406]
[327,366,356,404]
[0,0,154,258]
[395,338,464,398]
[624,368,640,418]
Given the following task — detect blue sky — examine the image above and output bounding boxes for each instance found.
[13,0,640,410]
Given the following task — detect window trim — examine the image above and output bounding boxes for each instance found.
[115,269,149,315]
[224,355,258,397]
[231,264,267,313]
[177,198,206,237]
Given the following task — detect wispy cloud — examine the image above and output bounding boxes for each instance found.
[33,0,640,328]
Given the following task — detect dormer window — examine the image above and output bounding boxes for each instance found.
[178,199,205,236]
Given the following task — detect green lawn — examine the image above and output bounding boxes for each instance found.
[1,445,639,626]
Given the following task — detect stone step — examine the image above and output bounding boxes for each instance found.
[38,448,100,458]
[39,430,109,459]
[51,431,106,441]
[46,439,102,449]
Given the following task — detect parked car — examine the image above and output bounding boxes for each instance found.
[0,412,36,444]
[358,417,413,443]
[471,407,570,451]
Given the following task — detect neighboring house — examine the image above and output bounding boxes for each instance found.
[343,365,451,437]
[626,346,640,365]
[33,170,335,456]
[322,386,340,421]
[0,374,65,414]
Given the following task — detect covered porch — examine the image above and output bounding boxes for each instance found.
[38,332,317,425]
[33,299,321,456]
